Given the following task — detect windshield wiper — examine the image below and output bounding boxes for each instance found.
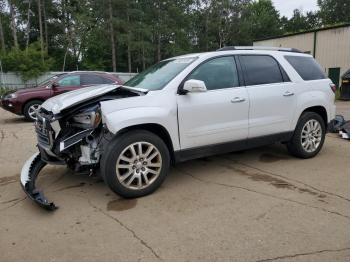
[120,85,149,94]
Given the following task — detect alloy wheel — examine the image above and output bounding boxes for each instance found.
[28,104,40,120]
[116,142,162,190]
[301,119,322,153]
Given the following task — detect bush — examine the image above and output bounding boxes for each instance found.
[1,42,54,82]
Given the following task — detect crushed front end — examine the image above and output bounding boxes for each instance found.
[20,86,143,210]
[20,105,105,210]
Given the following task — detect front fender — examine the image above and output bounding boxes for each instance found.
[102,106,180,151]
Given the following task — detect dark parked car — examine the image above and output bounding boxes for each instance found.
[340,69,350,100]
[0,71,123,121]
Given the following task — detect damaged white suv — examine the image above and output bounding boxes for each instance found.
[21,46,336,210]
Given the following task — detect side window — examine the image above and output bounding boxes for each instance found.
[81,74,107,85]
[187,56,239,90]
[285,56,326,81]
[240,55,284,86]
[102,77,115,84]
[58,75,80,87]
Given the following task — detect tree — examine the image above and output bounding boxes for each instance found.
[240,0,282,43]
[108,0,117,72]
[9,0,18,48]
[0,11,5,52]
[282,9,320,33]
[25,0,32,50]
[4,0,350,76]
[318,0,350,25]
[37,0,45,58]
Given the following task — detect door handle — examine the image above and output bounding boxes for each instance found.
[283,91,294,97]
[231,97,246,103]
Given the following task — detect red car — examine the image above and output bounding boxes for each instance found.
[0,71,123,121]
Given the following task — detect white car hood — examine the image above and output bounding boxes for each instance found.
[42,84,120,114]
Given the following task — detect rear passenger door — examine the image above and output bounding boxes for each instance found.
[81,74,113,87]
[238,55,296,138]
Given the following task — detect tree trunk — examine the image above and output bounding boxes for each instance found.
[9,0,18,49]
[62,46,68,71]
[205,10,209,51]
[43,0,48,53]
[142,42,145,70]
[108,0,116,72]
[25,0,31,51]
[0,14,5,52]
[157,33,161,62]
[37,0,44,61]
[127,43,131,72]
[156,2,161,62]
[127,11,131,73]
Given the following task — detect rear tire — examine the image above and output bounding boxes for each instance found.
[23,100,42,121]
[287,112,326,158]
[101,130,170,198]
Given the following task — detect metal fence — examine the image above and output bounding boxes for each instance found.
[0,72,137,90]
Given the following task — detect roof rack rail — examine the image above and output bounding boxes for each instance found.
[217,46,302,53]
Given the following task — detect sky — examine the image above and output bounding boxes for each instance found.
[272,0,319,18]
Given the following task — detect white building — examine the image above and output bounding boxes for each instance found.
[254,23,350,87]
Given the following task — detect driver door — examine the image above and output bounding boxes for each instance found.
[177,56,249,149]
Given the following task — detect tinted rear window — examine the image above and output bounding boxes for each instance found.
[285,56,326,81]
[240,55,284,86]
[81,74,107,85]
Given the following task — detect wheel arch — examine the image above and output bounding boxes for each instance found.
[301,106,328,126]
[22,98,44,114]
[115,123,176,164]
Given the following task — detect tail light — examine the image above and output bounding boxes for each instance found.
[329,83,337,93]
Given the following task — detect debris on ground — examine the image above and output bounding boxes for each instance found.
[329,115,350,140]
[329,115,346,133]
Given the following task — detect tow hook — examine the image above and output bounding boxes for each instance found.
[20,152,58,211]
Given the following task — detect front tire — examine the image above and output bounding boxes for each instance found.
[287,112,326,158]
[101,130,170,198]
[23,100,42,121]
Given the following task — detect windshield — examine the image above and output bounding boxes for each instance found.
[124,57,197,90]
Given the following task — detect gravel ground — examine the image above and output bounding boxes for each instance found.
[1,102,350,262]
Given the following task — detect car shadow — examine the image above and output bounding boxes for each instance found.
[2,116,29,125]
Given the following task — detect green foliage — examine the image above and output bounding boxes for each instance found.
[1,0,350,75]
[241,0,282,42]
[1,42,53,82]
[282,9,321,33]
[318,0,350,25]
[0,86,13,96]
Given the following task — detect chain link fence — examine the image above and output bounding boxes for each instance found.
[0,72,137,90]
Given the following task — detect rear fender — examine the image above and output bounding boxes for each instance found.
[292,90,331,129]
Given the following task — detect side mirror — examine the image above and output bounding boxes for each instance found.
[183,79,207,93]
[51,82,59,89]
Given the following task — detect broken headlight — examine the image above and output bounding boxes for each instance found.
[72,105,102,129]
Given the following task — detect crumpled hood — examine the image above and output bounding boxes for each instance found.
[42,84,120,114]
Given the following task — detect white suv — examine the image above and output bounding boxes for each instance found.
[21,46,336,210]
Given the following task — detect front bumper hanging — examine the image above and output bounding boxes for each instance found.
[20,152,58,210]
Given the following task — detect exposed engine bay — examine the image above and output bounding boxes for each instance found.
[21,87,143,210]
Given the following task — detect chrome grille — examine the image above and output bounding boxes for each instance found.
[35,114,54,149]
